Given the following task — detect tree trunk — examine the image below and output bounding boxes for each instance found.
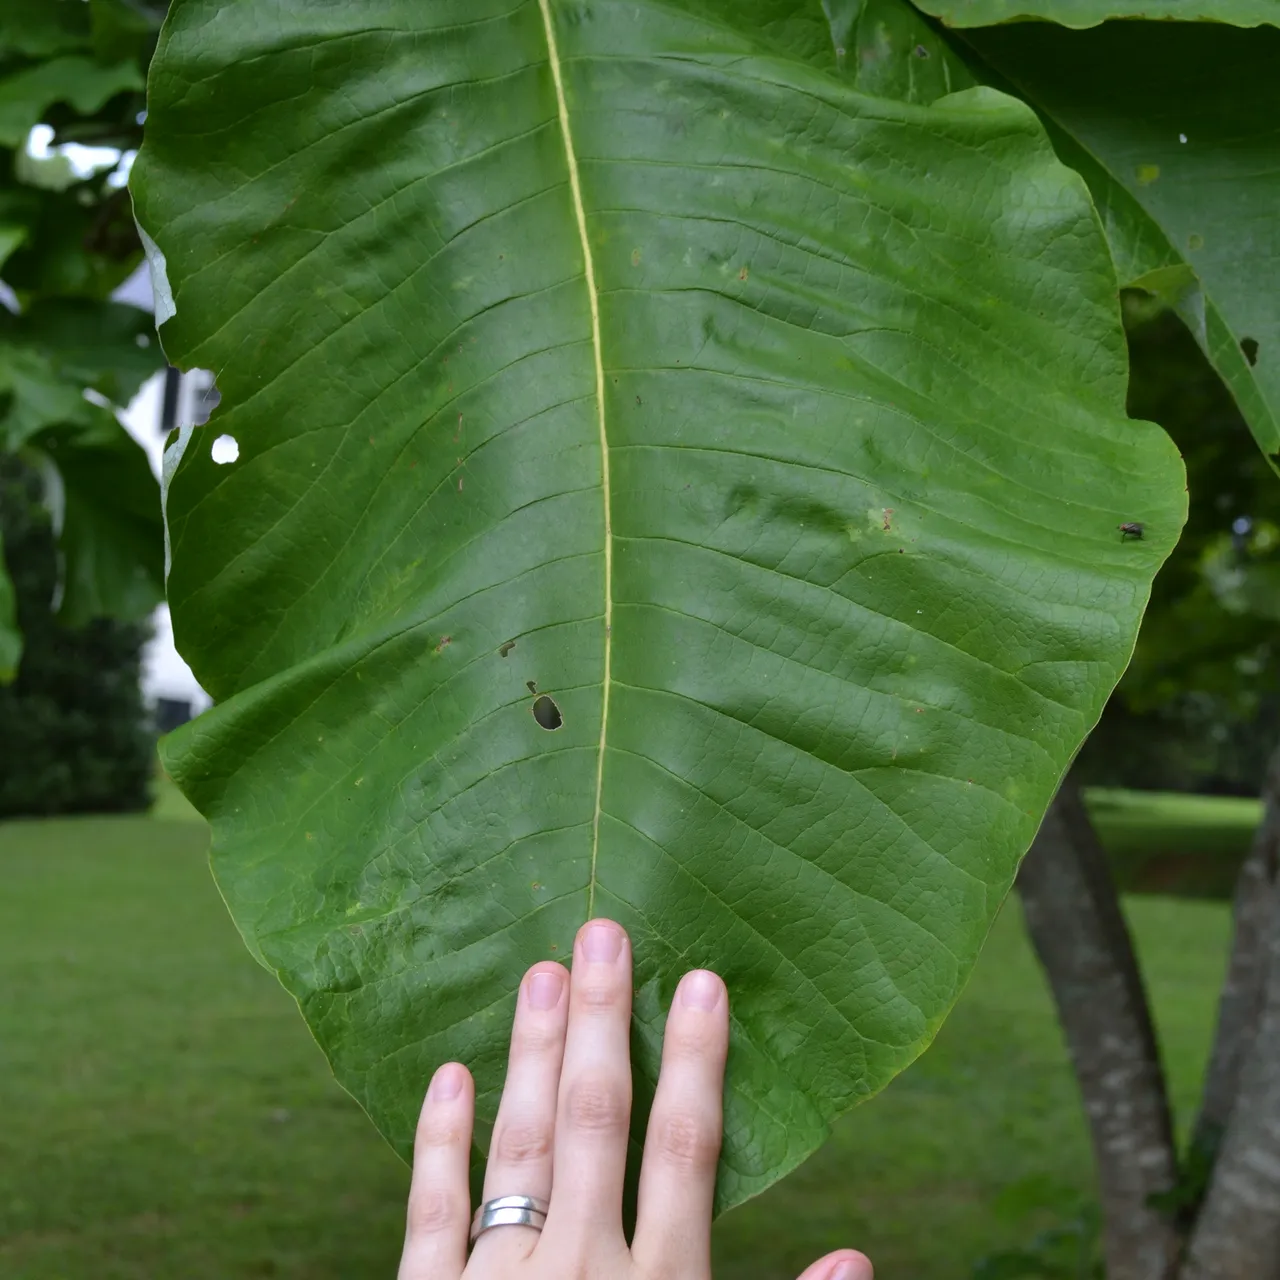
[1017,777,1181,1280]
[1180,749,1280,1280]
[1189,748,1280,1166]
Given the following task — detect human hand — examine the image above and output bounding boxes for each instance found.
[397,917,872,1280]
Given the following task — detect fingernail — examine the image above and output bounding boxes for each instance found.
[429,1063,465,1101]
[581,920,623,964]
[830,1256,871,1280]
[679,969,723,1011]
[527,968,564,1010]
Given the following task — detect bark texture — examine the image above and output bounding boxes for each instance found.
[1191,751,1280,1161]
[1017,778,1180,1280]
[1180,749,1280,1280]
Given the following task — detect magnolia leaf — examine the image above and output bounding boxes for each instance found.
[914,0,1279,25]
[136,0,1185,1211]
[961,21,1280,467]
[828,0,980,98]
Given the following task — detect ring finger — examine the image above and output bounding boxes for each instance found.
[472,961,569,1263]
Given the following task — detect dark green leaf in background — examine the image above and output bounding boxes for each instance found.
[915,0,1278,26]
[0,0,92,61]
[13,299,161,406]
[0,0,164,666]
[44,406,164,627]
[0,56,143,149]
[0,299,160,446]
[1,183,141,299]
[136,0,1185,1210]
[960,21,1280,469]
[90,0,167,68]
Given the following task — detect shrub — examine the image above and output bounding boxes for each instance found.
[0,457,154,817]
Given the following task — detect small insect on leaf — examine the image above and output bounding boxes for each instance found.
[498,640,516,658]
[532,694,562,731]
[1119,522,1145,540]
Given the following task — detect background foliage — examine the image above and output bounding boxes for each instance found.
[0,455,153,817]
[0,0,166,678]
[1078,299,1280,798]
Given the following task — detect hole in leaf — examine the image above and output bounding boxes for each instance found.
[1242,337,1260,366]
[211,434,239,464]
[532,694,562,731]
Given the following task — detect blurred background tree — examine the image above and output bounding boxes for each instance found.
[0,0,166,812]
[0,455,153,814]
[1079,295,1280,802]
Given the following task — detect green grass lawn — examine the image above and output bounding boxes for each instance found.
[0,801,1233,1279]
[1085,787,1260,897]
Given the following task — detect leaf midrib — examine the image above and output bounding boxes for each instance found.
[537,0,611,919]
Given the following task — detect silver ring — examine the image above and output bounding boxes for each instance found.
[469,1195,550,1243]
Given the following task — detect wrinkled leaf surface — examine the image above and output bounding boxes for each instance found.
[136,0,1185,1209]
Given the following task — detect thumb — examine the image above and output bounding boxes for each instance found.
[794,1250,874,1280]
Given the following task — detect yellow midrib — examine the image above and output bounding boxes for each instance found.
[537,0,611,919]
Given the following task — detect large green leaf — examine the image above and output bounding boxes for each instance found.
[135,0,1185,1209]
[957,21,1280,467]
[914,0,1278,24]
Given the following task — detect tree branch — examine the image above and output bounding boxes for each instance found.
[1017,777,1180,1280]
